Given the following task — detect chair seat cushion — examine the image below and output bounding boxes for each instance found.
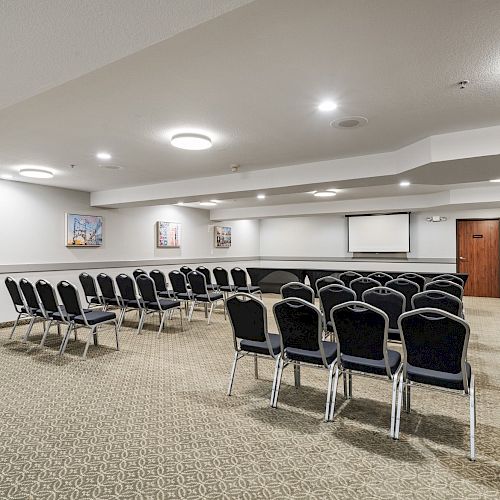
[406,362,471,390]
[74,310,116,325]
[176,292,193,300]
[195,293,223,302]
[240,333,281,355]
[102,297,121,306]
[89,296,101,305]
[123,299,142,309]
[206,284,218,291]
[147,299,181,310]
[158,290,174,299]
[236,286,260,293]
[52,307,92,322]
[286,341,337,366]
[219,285,236,292]
[341,349,401,376]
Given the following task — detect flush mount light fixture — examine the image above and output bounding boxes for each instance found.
[199,201,216,207]
[400,181,411,187]
[489,179,500,183]
[176,202,185,206]
[96,152,112,160]
[171,133,212,150]
[1,174,13,180]
[318,100,338,112]
[209,199,221,203]
[257,194,266,199]
[314,190,337,197]
[19,167,54,179]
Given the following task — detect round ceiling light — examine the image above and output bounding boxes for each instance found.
[314,190,337,198]
[1,174,13,180]
[318,100,338,112]
[400,181,411,187]
[257,194,266,199]
[489,179,500,183]
[19,168,54,179]
[199,201,216,207]
[96,152,112,160]
[331,116,368,129]
[171,133,212,150]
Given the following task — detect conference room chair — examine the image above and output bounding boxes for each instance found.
[187,271,225,324]
[398,272,426,291]
[329,301,402,435]
[149,269,174,298]
[386,278,419,312]
[196,266,218,291]
[226,293,280,396]
[136,275,182,336]
[318,284,356,337]
[19,278,47,343]
[411,290,463,317]
[280,282,315,303]
[338,271,362,287]
[96,273,122,310]
[431,274,465,287]
[57,281,119,359]
[231,267,262,298]
[396,308,475,460]
[213,266,237,296]
[367,272,393,287]
[115,273,146,332]
[5,276,32,339]
[79,272,102,308]
[350,276,381,300]
[315,276,344,295]
[180,266,193,278]
[362,287,406,341]
[272,298,338,420]
[424,279,464,300]
[169,270,195,315]
[133,268,147,280]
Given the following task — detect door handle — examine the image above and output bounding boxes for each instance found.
[459,256,466,260]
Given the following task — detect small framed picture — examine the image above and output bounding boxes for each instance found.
[157,221,181,248]
[214,226,231,248]
[66,213,103,247]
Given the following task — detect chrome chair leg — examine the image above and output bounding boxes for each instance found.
[9,313,21,339]
[59,324,73,355]
[469,373,476,461]
[207,303,214,325]
[188,301,196,322]
[390,367,401,438]
[394,372,404,439]
[158,311,167,337]
[271,358,285,408]
[254,355,259,379]
[114,321,120,351]
[294,363,301,388]
[348,372,353,399]
[179,307,183,328]
[343,371,348,398]
[23,316,36,343]
[328,366,340,421]
[270,356,280,407]
[227,351,240,396]
[137,310,146,335]
[82,327,95,359]
[39,319,53,347]
[324,363,335,422]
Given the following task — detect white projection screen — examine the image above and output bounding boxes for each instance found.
[348,213,410,252]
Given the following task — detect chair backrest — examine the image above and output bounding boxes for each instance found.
[412,290,463,317]
[116,274,138,302]
[231,267,248,288]
[273,298,325,362]
[339,271,362,287]
[180,266,193,277]
[226,293,269,349]
[362,286,406,332]
[398,308,469,390]
[188,271,208,296]
[350,277,381,299]
[315,276,344,293]
[196,266,213,285]
[397,273,425,291]
[79,272,99,299]
[213,267,230,286]
[280,282,315,303]
[386,278,419,311]
[36,279,61,315]
[424,280,464,300]
[431,274,464,287]
[5,276,26,310]
[318,284,356,321]
[169,270,189,294]
[330,301,390,371]
[149,269,168,292]
[19,278,41,312]
[96,273,118,301]
[136,275,158,303]
[57,281,84,317]
[133,268,147,280]
[367,272,393,286]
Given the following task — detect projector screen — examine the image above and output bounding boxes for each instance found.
[348,213,410,252]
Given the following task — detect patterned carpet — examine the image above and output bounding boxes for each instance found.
[0,295,498,499]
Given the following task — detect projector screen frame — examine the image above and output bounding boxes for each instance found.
[346,212,411,253]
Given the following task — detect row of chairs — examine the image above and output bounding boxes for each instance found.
[226,293,476,460]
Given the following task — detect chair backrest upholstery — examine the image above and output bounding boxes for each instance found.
[231,268,248,288]
[412,290,463,317]
[330,301,389,367]
[57,281,84,317]
[116,274,138,302]
[188,271,208,296]
[136,275,158,303]
[149,269,167,292]
[273,298,324,357]
[424,280,464,300]
[315,276,344,293]
[350,277,381,299]
[367,272,393,286]
[79,272,99,299]
[398,308,469,389]
[281,282,315,303]
[386,278,419,311]
[397,273,425,291]
[36,280,60,314]
[5,277,25,309]
[97,273,118,301]
[362,286,405,332]
[133,268,147,280]
[213,267,230,286]
[169,270,189,294]
[19,278,41,311]
[431,274,464,287]
[319,284,356,321]
[339,271,362,287]
[180,266,193,277]
[196,266,213,285]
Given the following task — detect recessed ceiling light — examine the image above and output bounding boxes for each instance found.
[209,199,220,203]
[176,202,185,206]
[19,168,54,179]
[1,174,13,180]
[257,194,266,199]
[314,190,337,197]
[489,179,500,183]
[318,100,338,112]
[96,152,112,160]
[200,201,216,207]
[171,133,212,150]
[400,181,411,187]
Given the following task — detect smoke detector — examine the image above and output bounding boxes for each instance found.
[331,116,368,129]
[230,163,240,173]
[99,164,123,170]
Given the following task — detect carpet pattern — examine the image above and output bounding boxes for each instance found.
[0,296,498,499]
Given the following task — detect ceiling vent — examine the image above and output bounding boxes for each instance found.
[331,116,368,129]
[99,164,123,170]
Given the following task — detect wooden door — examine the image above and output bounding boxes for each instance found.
[457,219,500,297]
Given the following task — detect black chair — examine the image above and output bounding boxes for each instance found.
[280,282,315,303]
[79,272,102,308]
[386,278,419,311]
[367,272,393,286]
[350,277,381,300]
[133,268,147,280]
[196,266,218,291]
[412,290,463,317]
[424,279,464,300]
[231,267,262,297]
[169,270,194,314]
[19,278,46,343]
[329,301,401,434]
[398,273,425,291]
[149,269,173,298]
[338,271,362,287]
[115,274,146,332]
[96,273,122,310]
[272,298,337,420]
[226,293,280,396]
[432,274,465,287]
[187,271,225,324]
[180,266,193,278]
[5,276,32,339]
[318,284,356,335]
[315,276,344,295]
[57,281,118,358]
[396,308,475,460]
[362,287,406,341]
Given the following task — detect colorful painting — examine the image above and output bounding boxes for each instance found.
[66,214,103,247]
[157,221,181,248]
[214,226,231,248]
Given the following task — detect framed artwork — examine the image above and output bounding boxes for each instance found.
[66,213,103,247]
[157,221,181,248]
[214,226,231,248]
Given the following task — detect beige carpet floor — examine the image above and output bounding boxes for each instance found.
[0,295,498,499]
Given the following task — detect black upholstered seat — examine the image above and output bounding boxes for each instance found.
[75,310,116,325]
[146,298,181,310]
[187,271,226,324]
[342,350,401,376]
[286,341,337,365]
[240,333,281,355]
[406,362,471,391]
[195,292,223,302]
